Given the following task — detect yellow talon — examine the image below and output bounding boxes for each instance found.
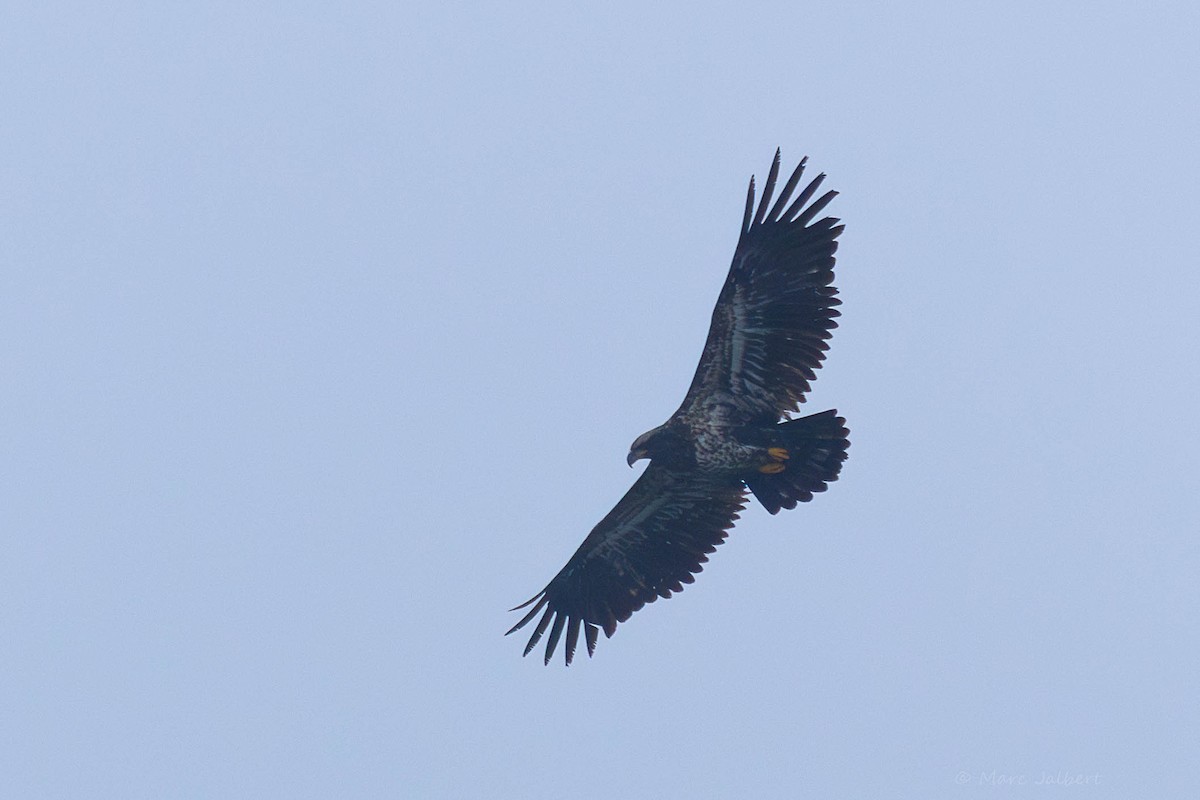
[767,447,790,460]
[758,462,787,474]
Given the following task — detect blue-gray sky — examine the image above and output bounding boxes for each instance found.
[3,2,1198,797]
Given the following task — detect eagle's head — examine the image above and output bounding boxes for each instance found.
[627,424,683,467]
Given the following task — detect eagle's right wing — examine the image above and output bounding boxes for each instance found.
[678,151,843,424]
[507,463,747,665]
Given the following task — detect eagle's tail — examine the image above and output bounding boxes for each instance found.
[745,410,849,515]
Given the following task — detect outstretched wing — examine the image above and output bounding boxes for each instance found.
[507,464,747,665]
[679,150,843,424]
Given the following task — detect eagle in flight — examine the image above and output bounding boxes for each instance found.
[508,151,850,665]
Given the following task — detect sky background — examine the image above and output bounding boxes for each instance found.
[3,2,1198,797]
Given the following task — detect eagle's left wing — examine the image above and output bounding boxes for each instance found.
[507,463,747,665]
[677,151,843,424]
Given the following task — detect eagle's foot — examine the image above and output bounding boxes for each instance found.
[758,447,790,474]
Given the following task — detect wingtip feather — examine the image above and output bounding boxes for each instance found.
[565,616,582,666]
[751,150,782,228]
[766,156,809,223]
[544,613,567,665]
[505,593,548,635]
[741,176,756,234]
[782,173,827,223]
[794,189,839,226]
[522,605,555,657]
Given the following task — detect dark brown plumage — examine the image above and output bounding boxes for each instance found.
[508,151,850,665]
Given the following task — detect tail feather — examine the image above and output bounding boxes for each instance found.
[745,409,849,515]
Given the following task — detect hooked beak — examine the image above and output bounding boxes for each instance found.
[627,449,647,467]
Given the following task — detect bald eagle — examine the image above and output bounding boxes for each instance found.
[508,151,850,665]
